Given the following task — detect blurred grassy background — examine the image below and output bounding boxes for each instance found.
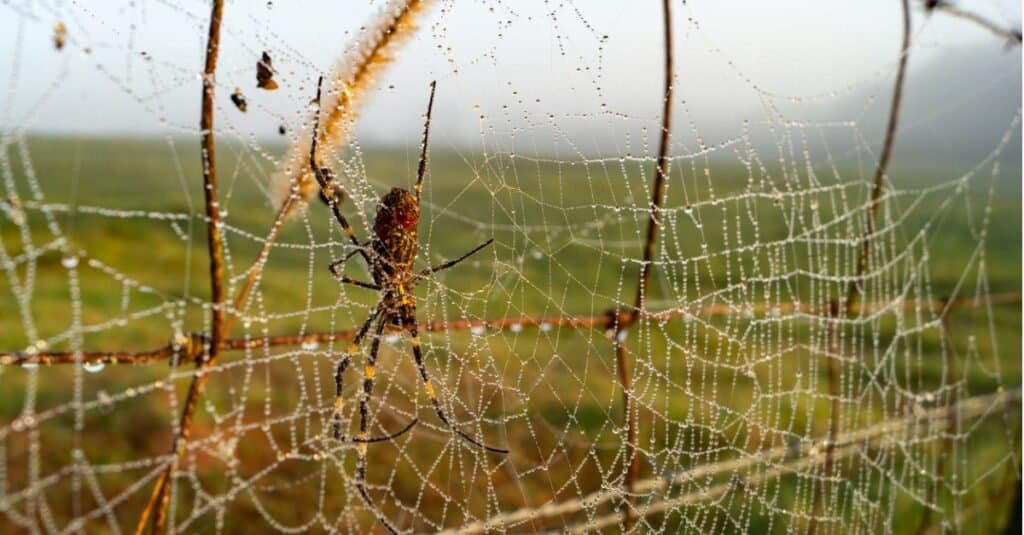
[0,135,1019,533]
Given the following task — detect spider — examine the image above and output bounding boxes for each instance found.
[308,76,507,533]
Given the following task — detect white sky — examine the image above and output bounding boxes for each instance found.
[1,0,1020,152]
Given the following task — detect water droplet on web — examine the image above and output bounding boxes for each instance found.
[384,334,401,345]
[509,323,523,333]
[539,322,552,332]
[21,362,39,370]
[83,361,105,373]
[171,329,189,350]
[470,325,486,336]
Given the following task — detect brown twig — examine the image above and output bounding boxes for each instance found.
[3,292,1019,367]
[927,1,1022,44]
[811,2,913,532]
[810,299,841,534]
[847,0,912,312]
[915,296,958,535]
[613,0,674,528]
[135,2,226,534]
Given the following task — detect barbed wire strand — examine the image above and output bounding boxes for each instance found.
[2,293,1018,367]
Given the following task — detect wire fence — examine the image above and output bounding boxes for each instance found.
[0,0,1019,533]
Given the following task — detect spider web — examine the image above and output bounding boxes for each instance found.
[0,1,1021,533]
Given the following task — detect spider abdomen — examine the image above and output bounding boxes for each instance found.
[371,187,420,281]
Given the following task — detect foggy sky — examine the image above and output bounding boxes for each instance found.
[1,0,1020,156]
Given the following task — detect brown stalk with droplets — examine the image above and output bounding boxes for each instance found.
[614,0,674,529]
[810,1,911,532]
[134,1,226,533]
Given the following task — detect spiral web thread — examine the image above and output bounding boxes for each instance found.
[0,1,1021,533]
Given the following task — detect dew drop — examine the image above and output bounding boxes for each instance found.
[83,361,106,373]
[62,254,79,269]
[509,323,523,333]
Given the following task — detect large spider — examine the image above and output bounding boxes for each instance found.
[308,77,507,533]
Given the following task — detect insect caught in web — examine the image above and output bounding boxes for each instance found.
[308,76,507,533]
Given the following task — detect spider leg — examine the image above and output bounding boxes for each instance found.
[355,318,405,535]
[417,239,494,279]
[309,75,370,264]
[334,277,381,291]
[413,80,437,201]
[332,306,379,440]
[333,307,416,442]
[408,323,508,454]
[330,250,380,291]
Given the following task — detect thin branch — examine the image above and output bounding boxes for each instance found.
[847,0,912,312]
[810,299,841,533]
[813,2,913,531]
[136,2,226,533]
[615,0,675,527]
[3,292,1018,367]
[915,297,957,535]
[928,1,1022,44]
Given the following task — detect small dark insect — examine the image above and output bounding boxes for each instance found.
[53,21,67,50]
[230,88,247,112]
[309,76,505,534]
[278,124,286,135]
[256,51,278,90]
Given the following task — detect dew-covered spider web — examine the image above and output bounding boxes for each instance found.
[0,1,1021,533]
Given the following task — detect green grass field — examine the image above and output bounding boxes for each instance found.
[0,136,1020,533]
